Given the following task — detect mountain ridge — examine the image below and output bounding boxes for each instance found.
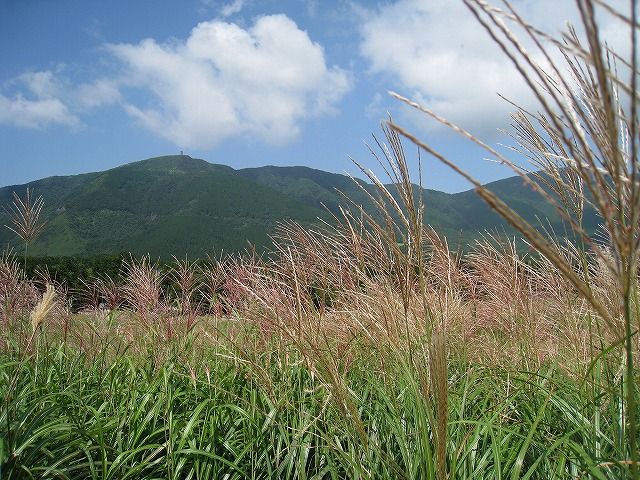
[0,155,598,258]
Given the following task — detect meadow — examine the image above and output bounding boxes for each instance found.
[1,211,637,479]
[2,1,640,478]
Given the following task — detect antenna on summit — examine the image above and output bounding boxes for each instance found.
[180,150,184,156]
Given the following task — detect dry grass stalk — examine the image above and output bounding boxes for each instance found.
[123,255,165,329]
[95,274,123,311]
[4,188,47,253]
[0,250,35,332]
[388,0,639,474]
[168,255,202,329]
[30,284,56,333]
[429,327,448,480]
[202,255,227,315]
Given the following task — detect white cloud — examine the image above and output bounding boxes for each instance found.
[220,0,245,17]
[359,0,629,138]
[0,68,122,129]
[75,79,121,110]
[0,95,78,129]
[18,70,64,99]
[0,70,79,128]
[107,14,350,148]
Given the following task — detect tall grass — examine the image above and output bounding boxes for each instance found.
[389,0,640,476]
[1,0,639,478]
[0,332,636,479]
[2,121,638,478]
[4,188,47,267]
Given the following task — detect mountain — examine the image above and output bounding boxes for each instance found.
[0,155,599,258]
[237,165,600,247]
[0,156,328,258]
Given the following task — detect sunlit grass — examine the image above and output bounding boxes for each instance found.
[2,1,640,478]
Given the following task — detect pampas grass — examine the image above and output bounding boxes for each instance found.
[389,0,640,475]
[29,284,55,334]
[1,1,639,478]
[3,188,47,266]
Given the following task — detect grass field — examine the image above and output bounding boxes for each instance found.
[2,0,640,478]
[0,329,634,479]
[1,211,638,478]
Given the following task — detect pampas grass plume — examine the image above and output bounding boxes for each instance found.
[30,284,55,333]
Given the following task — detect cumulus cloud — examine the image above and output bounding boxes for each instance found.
[0,70,79,128]
[0,68,122,129]
[0,95,78,129]
[107,14,350,148]
[359,0,629,137]
[0,14,348,145]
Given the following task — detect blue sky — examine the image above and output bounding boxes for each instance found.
[0,0,629,192]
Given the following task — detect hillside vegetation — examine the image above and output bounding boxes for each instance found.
[1,155,598,258]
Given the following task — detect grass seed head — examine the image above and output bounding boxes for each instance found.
[30,283,56,333]
[4,187,47,246]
